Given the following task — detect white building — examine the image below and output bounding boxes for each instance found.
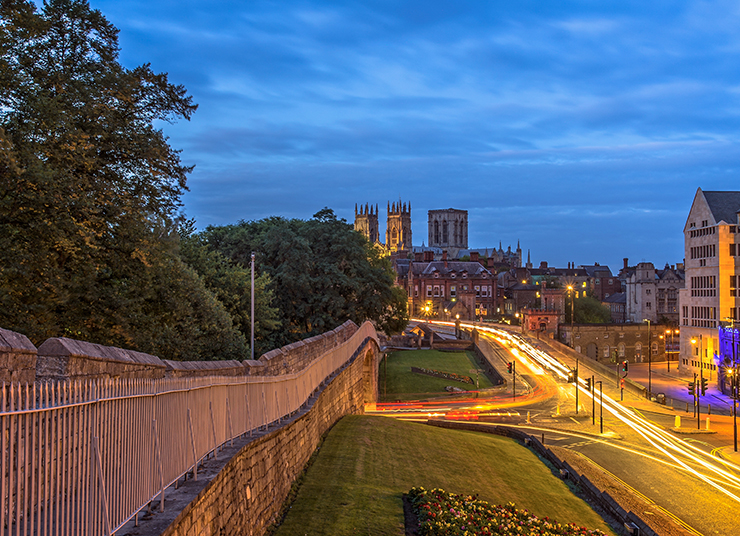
[623,262,684,325]
[679,188,740,380]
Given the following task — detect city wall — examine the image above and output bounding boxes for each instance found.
[159,336,379,536]
[0,320,360,382]
[1,321,378,536]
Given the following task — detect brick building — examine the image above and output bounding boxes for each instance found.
[405,251,500,320]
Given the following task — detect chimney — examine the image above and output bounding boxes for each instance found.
[442,250,448,268]
[540,261,548,269]
[623,258,629,270]
[471,251,479,263]
[487,257,495,269]
[424,250,434,262]
[415,252,423,262]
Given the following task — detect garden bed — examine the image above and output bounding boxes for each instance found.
[407,486,608,535]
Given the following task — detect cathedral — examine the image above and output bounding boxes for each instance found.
[354,200,412,253]
[353,201,521,269]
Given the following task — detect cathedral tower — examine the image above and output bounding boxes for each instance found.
[386,200,412,252]
[428,208,468,249]
[354,203,379,244]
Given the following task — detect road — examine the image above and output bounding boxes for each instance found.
[371,321,740,535]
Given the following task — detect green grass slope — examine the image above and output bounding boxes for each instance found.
[379,349,494,401]
[272,415,615,536]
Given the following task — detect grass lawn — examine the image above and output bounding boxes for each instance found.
[379,349,494,402]
[272,415,616,536]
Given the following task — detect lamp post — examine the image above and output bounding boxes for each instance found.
[251,252,255,361]
[643,319,652,396]
[665,328,672,372]
[596,380,603,434]
[567,285,574,347]
[692,334,703,429]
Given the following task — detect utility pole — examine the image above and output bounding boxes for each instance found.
[251,252,255,361]
[596,381,603,434]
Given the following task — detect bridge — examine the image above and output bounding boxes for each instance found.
[0,320,382,536]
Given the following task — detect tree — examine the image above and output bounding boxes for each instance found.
[198,209,408,346]
[574,295,611,324]
[179,227,279,356]
[0,1,245,359]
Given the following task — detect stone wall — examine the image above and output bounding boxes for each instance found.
[0,320,361,382]
[159,336,380,536]
[0,327,37,384]
[36,337,167,381]
[246,320,358,376]
[559,323,671,365]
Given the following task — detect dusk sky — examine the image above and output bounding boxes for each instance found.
[90,0,740,271]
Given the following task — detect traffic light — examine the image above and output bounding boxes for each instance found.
[621,360,629,372]
[507,362,513,374]
[585,378,592,390]
[700,377,708,396]
[620,378,625,389]
[688,381,695,397]
[567,370,575,383]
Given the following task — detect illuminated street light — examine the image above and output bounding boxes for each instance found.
[643,319,652,396]
[566,285,575,348]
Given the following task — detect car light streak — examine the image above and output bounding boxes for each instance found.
[429,320,740,503]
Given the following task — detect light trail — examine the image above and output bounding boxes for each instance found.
[433,320,740,504]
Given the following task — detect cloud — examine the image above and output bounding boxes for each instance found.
[85,0,740,270]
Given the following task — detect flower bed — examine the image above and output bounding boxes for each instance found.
[410,366,474,385]
[408,487,608,536]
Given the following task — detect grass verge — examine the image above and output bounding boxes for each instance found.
[379,349,493,401]
[271,415,616,536]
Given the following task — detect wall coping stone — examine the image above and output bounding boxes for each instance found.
[37,337,166,368]
[163,359,243,371]
[0,327,37,354]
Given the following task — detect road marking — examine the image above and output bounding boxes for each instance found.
[571,452,705,536]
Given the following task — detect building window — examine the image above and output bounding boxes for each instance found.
[475,285,480,297]
[426,285,432,297]
[414,285,418,297]
[646,301,651,309]
[731,243,737,256]
[433,285,440,297]
[450,285,456,297]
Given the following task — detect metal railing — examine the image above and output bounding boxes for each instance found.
[0,321,377,536]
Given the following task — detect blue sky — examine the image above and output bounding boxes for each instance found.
[90,0,740,271]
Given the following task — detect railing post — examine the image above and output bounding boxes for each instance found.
[226,397,234,447]
[152,419,165,512]
[93,436,112,536]
[209,401,218,460]
[245,393,252,437]
[187,409,198,481]
[261,388,268,430]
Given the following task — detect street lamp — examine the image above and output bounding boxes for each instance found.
[692,334,704,429]
[643,319,652,396]
[567,285,574,347]
[251,252,255,361]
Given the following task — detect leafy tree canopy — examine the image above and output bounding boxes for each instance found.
[197,208,408,347]
[0,0,254,360]
[574,295,611,324]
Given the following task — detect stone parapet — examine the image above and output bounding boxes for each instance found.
[0,327,37,384]
[246,320,359,376]
[36,337,166,381]
[163,359,244,378]
[158,336,379,536]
